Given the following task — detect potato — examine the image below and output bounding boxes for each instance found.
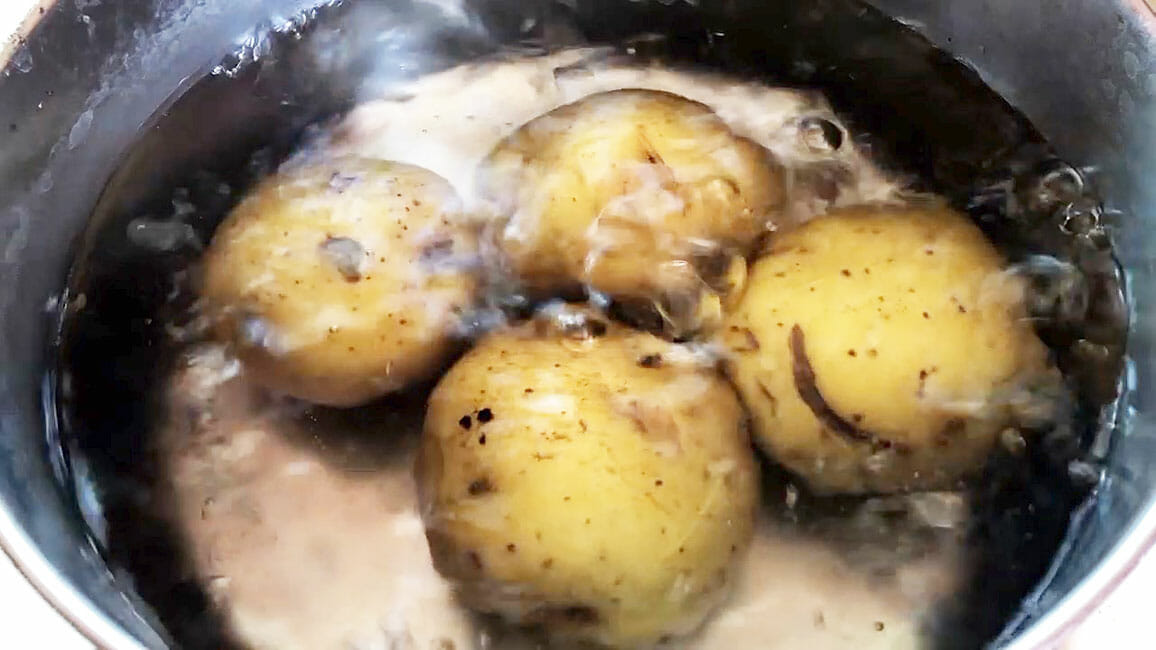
[417,313,759,647]
[721,206,1058,494]
[201,157,478,407]
[479,89,787,334]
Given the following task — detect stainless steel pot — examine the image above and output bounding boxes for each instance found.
[0,1,1152,648]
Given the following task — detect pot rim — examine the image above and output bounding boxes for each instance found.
[0,499,147,650]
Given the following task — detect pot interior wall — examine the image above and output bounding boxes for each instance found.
[0,1,1153,648]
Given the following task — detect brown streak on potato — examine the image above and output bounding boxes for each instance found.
[614,398,682,453]
[789,324,896,449]
[755,379,778,418]
[466,551,483,571]
[728,326,760,352]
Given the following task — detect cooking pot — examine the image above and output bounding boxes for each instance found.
[0,0,1152,648]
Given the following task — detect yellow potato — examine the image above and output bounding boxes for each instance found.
[417,315,759,647]
[721,206,1058,494]
[201,157,478,407]
[479,89,787,333]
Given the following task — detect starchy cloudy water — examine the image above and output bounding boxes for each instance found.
[155,52,965,650]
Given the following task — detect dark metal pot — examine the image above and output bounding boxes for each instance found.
[0,0,1153,648]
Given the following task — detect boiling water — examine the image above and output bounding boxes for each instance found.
[51,1,1128,649]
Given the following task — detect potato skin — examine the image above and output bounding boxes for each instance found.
[480,89,787,304]
[721,206,1057,494]
[417,322,759,647]
[201,157,478,407]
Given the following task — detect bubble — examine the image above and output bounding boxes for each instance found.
[1067,460,1100,487]
[798,116,844,153]
[1030,162,1085,213]
[237,315,285,355]
[452,307,508,339]
[1058,197,1101,236]
[127,218,202,252]
[1015,255,1089,328]
[999,428,1027,456]
[533,301,609,339]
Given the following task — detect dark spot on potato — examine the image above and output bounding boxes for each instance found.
[506,543,517,553]
[420,236,455,263]
[848,349,857,357]
[459,416,472,430]
[468,477,493,496]
[477,408,494,423]
[917,368,937,397]
[958,304,968,313]
[478,434,487,445]
[943,418,966,438]
[852,413,864,423]
[524,388,534,394]
[875,621,886,632]
[814,611,826,629]
[923,311,931,319]
[467,551,483,571]
[541,558,554,569]
[790,324,897,449]
[655,479,664,486]
[841,269,851,277]
[638,354,663,368]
